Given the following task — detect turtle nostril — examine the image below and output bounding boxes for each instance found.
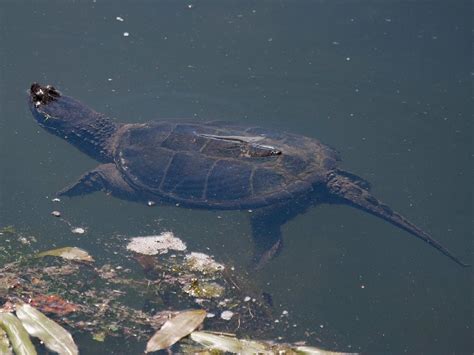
[29,83,60,105]
[30,83,41,94]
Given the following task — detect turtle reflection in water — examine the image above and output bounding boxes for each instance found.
[28,83,468,268]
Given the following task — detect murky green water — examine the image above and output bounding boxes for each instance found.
[1,1,471,354]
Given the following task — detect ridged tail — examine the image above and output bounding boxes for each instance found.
[326,171,469,268]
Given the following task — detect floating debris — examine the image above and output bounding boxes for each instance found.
[145,309,206,353]
[183,280,225,299]
[92,331,106,342]
[1,232,276,346]
[51,198,61,202]
[115,16,124,22]
[71,227,85,235]
[36,247,94,262]
[29,294,78,316]
[126,232,187,255]
[220,310,234,321]
[185,252,224,273]
[0,225,16,235]
[51,211,61,217]
[123,32,129,37]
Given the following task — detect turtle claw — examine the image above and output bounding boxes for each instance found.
[253,238,283,270]
[58,171,102,197]
[59,163,135,199]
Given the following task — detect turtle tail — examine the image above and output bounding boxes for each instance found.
[326,170,469,268]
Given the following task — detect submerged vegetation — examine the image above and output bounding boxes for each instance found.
[0,226,353,354]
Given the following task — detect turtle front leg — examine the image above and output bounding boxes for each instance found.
[58,163,135,198]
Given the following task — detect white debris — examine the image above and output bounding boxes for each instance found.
[51,210,61,217]
[147,200,156,206]
[126,232,187,255]
[244,296,251,302]
[220,310,234,320]
[206,313,215,318]
[185,252,225,273]
[71,227,86,235]
[123,32,129,37]
[52,198,61,202]
[282,310,288,316]
[19,237,30,245]
[116,16,124,22]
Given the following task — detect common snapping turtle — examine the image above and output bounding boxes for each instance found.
[28,83,468,268]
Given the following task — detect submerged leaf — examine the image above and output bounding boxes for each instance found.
[183,280,225,299]
[190,331,267,354]
[295,345,358,354]
[0,327,12,355]
[92,331,106,342]
[145,309,206,353]
[190,332,358,355]
[16,303,78,355]
[0,312,37,355]
[29,294,78,316]
[0,225,16,234]
[36,247,94,262]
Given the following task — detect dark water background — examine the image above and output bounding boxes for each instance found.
[0,1,472,354]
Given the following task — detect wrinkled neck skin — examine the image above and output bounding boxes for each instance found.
[62,114,120,162]
[39,109,120,163]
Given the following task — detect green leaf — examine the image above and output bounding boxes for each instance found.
[145,309,206,353]
[92,331,106,342]
[0,327,12,355]
[15,303,78,355]
[0,312,37,355]
[36,247,94,262]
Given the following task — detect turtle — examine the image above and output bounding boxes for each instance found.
[28,83,468,268]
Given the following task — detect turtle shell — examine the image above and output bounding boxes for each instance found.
[115,121,339,209]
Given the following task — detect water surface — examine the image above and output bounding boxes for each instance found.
[0,1,471,354]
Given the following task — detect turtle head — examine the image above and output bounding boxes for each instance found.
[28,83,99,133]
[28,83,118,162]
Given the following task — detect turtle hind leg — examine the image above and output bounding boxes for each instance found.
[250,199,311,269]
[58,163,134,198]
[250,212,284,270]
